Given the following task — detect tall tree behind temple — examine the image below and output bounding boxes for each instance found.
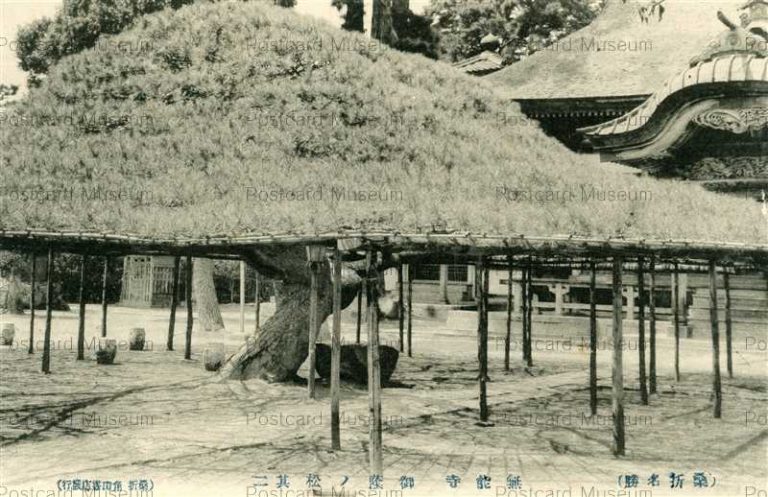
[428,0,605,64]
[333,0,365,32]
[336,0,438,58]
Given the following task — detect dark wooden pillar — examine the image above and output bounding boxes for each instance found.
[100,257,109,338]
[673,262,680,382]
[307,260,320,399]
[331,247,343,450]
[184,255,193,360]
[28,254,37,354]
[355,286,363,344]
[525,259,533,367]
[254,271,261,334]
[504,255,513,372]
[41,248,54,374]
[589,259,598,416]
[167,256,180,351]
[366,249,383,475]
[521,262,529,364]
[637,257,648,405]
[648,256,657,395]
[611,256,625,456]
[708,260,722,419]
[476,258,490,422]
[406,263,413,357]
[724,271,733,379]
[398,263,404,353]
[77,255,87,360]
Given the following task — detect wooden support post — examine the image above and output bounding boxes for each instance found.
[167,256,180,351]
[100,257,109,338]
[504,256,513,372]
[42,248,54,374]
[708,260,722,419]
[476,258,490,422]
[28,254,36,355]
[184,256,193,360]
[239,261,246,335]
[307,258,321,400]
[439,264,449,304]
[648,256,657,395]
[611,257,625,456]
[525,259,534,367]
[673,262,681,382]
[724,271,733,379]
[357,267,367,345]
[355,287,363,344]
[637,257,648,405]
[398,263,404,353]
[406,263,413,358]
[521,262,529,364]
[366,249,383,476]
[254,271,261,334]
[77,255,87,360]
[331,247,342,450]
[589,259,598,416]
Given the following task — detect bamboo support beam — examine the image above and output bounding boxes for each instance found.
[504,256,513,372]
[673,262,681,382]
[477,258,490,423]
[637,257,648,405]
[42,248,54,374]
[167,256,180,351]
[184,256,193,360]
[254,271,261,334]
[28,254,36,355]
[724,271,733,379]
[525,260,533,367]
[589,259,598,416]
[398,263,404,353]
[611,257,625,456]
[331,248,342,451]
[521,263,528,364]
[239,261,246,335]
[648,256,657,395]
[307,259,320,400]
[77,255,87,360]
[407,263,413,358]
[709,260,722,419]
[100,257,109,338]
[366,250,383,476]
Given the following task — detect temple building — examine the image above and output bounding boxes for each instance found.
[417,0,767,337]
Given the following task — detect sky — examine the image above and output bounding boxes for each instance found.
[0,0,430,92]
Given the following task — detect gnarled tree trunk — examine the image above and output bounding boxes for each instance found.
[220,247,361,382]
[193,258,225,332]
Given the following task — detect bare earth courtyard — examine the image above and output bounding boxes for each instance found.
[1,304,766,497]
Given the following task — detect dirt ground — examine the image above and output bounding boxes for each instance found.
[0,303,766,497]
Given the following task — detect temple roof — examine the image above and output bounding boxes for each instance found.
[453,51,504,76]
[488,0,746,100]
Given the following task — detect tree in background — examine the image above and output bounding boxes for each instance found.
[333,0,366,32]
[273,0,297,7]
[334,0,439,58]
[428,0,605,64]
[15,0,195,80]
[0,84,19,103]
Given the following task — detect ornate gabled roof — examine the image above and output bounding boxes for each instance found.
[581,54,768,139]
[579,6,768,164]
[488,0,745,100]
